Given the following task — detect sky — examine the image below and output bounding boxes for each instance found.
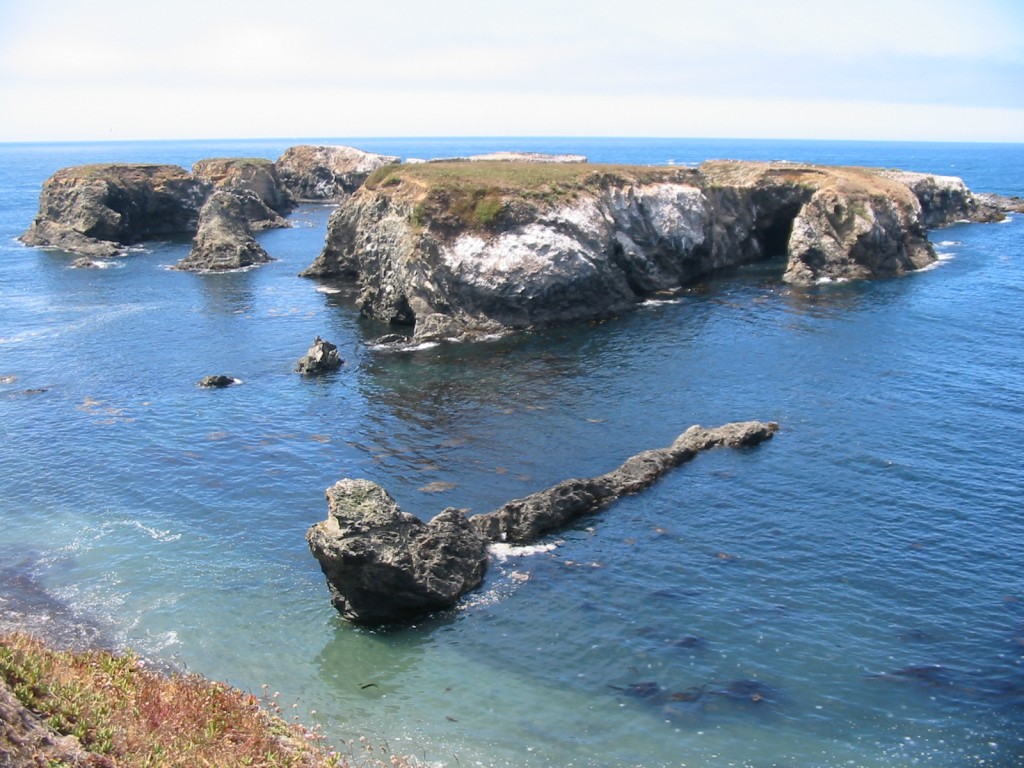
[1,0,1022,143]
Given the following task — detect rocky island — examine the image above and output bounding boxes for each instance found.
[301,158,1007,342]
[19,145,398,269]
[19,144,1016,320]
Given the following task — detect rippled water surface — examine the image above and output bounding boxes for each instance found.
[1,138,1023,767]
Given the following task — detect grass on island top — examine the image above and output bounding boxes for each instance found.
[360,159,911,234]
[0,631,413,768]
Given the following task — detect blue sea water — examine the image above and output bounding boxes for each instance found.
[1,137,1023,767]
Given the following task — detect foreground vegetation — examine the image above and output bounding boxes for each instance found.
[0,632,410,768]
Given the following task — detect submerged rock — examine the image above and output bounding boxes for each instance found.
[295,336,343,374]
[308,420,778,624]
[172,191,274,272]
[305,479,489,624]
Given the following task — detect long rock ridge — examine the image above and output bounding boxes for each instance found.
[307,420,779,624]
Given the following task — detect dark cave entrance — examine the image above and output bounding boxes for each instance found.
[757,201,804,259]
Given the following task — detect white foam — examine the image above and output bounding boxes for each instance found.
[640,297,682,307]
[490,542,559,561]
[999,215,1014,223]
[937,240,961,247]
[315,286,342,294]
[123,520,182,542]
[815,276,849,285]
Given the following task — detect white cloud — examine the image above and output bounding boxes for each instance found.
[1,0,1022,141]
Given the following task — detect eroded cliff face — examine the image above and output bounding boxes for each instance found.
[20,164,211,258]
[305,160,970,341]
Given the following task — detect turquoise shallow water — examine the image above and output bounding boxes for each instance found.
[1,138,1023,767]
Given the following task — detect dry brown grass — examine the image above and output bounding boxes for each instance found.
[0,631,351,767]
[364,160,699,232]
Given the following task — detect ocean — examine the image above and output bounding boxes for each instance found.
[1,137,1022,767]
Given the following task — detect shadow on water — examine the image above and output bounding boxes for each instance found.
[0,548,110,651]
[191,269,258,317]
[315,612,456,699]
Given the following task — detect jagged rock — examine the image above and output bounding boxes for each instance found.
[275,145,400,201]
[302,160,990,340]
[70,257,102,269]
[308,421,778,623]
[306,479,489,624]
[471,421,779,543]
[172,191,273,272]
[877,170,980,228]
[294,336,342,374]
[20,164,210,257]
[191,158,292,229]
[198,375,236,388]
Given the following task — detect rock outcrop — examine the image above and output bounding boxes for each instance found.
[275,145,401,201]
[306,479,489,624]
[191,157,292,229]
[198,375,237,388]
[307,420,778,624]
[471,420,779,542]
[20,164,210,257]
[172,192,273,272]
[303,160,983,341]
[294,336,343,374]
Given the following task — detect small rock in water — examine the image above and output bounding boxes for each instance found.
[198,375,236,388]
[295,336,343,374]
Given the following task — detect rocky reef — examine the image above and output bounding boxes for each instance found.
[301,159,996,342]
[307,420,778,624]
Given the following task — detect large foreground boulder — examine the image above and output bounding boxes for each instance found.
[306,480,489,624]
[308,420,778,624]
[172,191,273,272]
